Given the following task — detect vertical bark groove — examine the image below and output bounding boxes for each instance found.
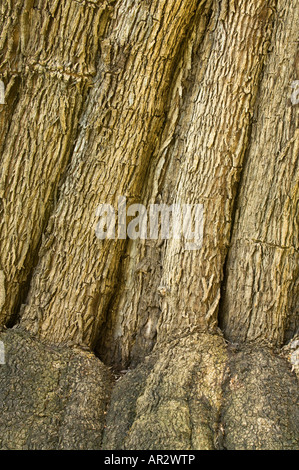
[97,0,277,367]
[220,0,299,346]
[19,0,203,349]
[0,0,298,451]
[0,0,114,326]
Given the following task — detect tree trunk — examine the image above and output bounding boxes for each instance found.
[0,0,298,450]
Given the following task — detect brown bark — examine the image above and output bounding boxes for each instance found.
[0,0,298,450]
[220,0,299,345]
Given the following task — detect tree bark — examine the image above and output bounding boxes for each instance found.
[0,0,298,450]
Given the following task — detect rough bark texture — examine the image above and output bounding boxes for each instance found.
[0,328,111,450]
[0,0,298,450]
[220,0,299,345]
[0,0,114,326]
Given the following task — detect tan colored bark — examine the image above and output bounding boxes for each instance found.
[0,0,113,326]
[220,0,299,346]
[20,0,203,347]
[98,0,215,366]
[98,0,277,366]
[0,0,298,451]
